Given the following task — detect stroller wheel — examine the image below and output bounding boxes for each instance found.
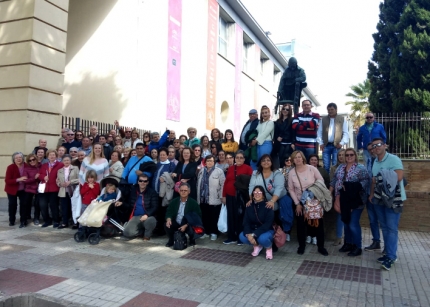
[74,231,85,243]
[88,233,101,245]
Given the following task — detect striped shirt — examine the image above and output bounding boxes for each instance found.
[79,157,109,184]
[292,111,320,148]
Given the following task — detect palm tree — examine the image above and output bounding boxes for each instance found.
[345,79,370,129]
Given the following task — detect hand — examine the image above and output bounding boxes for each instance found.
[247,234,257,246]
[291,144,295,150]
[245,200,252,207]
[181,178,189,183]
[109,167,113,173]
[44,176,49,182]
[178,224,187,232]
[334,196,341,213]
[114,120,119,127]
[65,181,70,187]
[35,173,40,179]
[250,140,257,147]
[336,144,342,149]
[221,197,226,204]
[295,204,303,216]
[159,177,165,183]
[89,183,94,189]
[277,137,282,142]
[266,200,274,209]
[135,170,142,175]
[368,194,374,204]
[115,201,122,207]
[140,215,148,222]
[18,176,27,182]
[166,219,172,228]
[320,145,325,151]
[171,173,177,178]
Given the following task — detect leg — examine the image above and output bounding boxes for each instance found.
[362,150,371,172]
[366,200,381,242]
[225,195,238,241]
[34,194,41,220]
[343,221,352,244]
[164,219,180,244]
[17,191,27,223]
[348,208,364,248]
[383,208,401,260]
[142,216,157,238]
[208,204,221,235]
[295,208,306,249]
[39,193,52,225]
[7,194,18,224]
[239,232,252,246]
[48,192,60,224]
[315,218,325,249]
[60,197,69,225]
[257,230,275,249]
[336,213,344,239]
[322,145,332,173]
[123,216,144,238]
[200,203,210,235]
[25,192,35,221]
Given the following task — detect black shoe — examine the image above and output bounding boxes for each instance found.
[33,219,40,226]
[339,243,353,253]
[58,224,68,229]
[348,246,362,257]
[9,222,15,226]
[297,246,305,255]
[364,241,381,251]
[165,241,174,247]
[19,222,26,228]
[189,239,196,246]
[318,247,329,256]
[41,222,52,228]
[71,223,79,229]
[53,223,59,228]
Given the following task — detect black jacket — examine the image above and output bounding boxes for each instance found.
[274,118,294,144]
[173,162,198,200]
[239,119,259,150]
[102,144,113,160]
[127,185,158,218]
[242,201,274,238]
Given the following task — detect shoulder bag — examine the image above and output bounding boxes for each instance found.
[119,155,146,200]
[295,168,323,227]
[253,202,286,248]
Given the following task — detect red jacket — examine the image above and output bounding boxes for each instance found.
[4,163,27,195]
[222,164,253,197]
[80,182,100,205]
[38,162,64,193]
[23,164,40,194]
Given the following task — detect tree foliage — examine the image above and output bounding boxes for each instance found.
[368,0,430,113]
[345,80,370,128]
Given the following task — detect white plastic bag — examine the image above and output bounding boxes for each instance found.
[217,204,228,233]
[71,185,82,224]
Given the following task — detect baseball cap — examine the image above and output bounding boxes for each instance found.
[249,109,257,114]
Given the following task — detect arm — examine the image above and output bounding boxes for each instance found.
[288,176,300,205]
[111,162,124,178]
[254,208,275,237]
[380,126,387,143]
[70,167,80,185]
[296,68,306,83]
[232,142,239,153]
[146,190,159,216]
[271,171,286,201]
[80,183,90,196]
[103,160,110,179]
[94,183,101,196]
[181,162,198,180]
[356,127,363,149]
[256,121,275,144]
[5,165,19,185]
[310,165,324,182]
[317,119,323,145]
[159,130,170,148]
[340,118,349,146]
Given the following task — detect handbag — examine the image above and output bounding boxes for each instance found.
[217,204,228,233]
[295,168,323,227]
[71,184,82,223]
[252,202,285,248]
[37,182,46,194]
[174,175,182,193]
[119,155,146,200]
[173,230,187,250]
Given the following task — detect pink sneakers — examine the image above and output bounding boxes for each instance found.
[266,248,273,260]
[251,245,263,257]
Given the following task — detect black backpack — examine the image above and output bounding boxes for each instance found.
[100,221,120,238]
[173,230,187,250]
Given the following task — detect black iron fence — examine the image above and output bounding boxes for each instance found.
[374,112,430,159]
[61,116,150,138]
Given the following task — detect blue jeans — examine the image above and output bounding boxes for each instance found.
[366,200,380,242]
[363,150,372,173]
[344,207,364,248]
[295,144,316,163]
[373,204,401,260]
[322,144,338,172]
[336,213,344,239]
[251,141,273,170]
[239,230,274,248]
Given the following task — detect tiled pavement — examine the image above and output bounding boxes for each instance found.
[0,211,429,307]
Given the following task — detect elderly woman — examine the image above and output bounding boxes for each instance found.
[330,148,369,257]
[239,186,275,260]
[109,150,124,178]
[221,150,253,245]
[130,130,143,149]
[79,143,109,184]
[330,149,345,246]
[4,152,28,227]
[172,147,199,200]
[288,150,329,256]
[72,150,85,169]
[197,155,225,241]
[69,147,79,161]
[56,154,79,229]
[184,127,200,147]
[24,154,41,225]
[250,105,274,170]
[215,150,229,173]
[221,129,239,154]
[38,149,64,228]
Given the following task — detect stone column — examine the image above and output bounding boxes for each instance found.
[0,0,69,197]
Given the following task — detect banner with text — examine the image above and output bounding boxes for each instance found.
[234,25,243,137]
[205,0,218,130]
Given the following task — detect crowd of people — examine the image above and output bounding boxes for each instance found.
[4,100,406,270]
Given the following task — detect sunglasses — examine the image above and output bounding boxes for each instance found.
[144,135,150,138]
[138,179,149,183]
[194,149,201,151]
[345,154,355,157]
[29,158,36,162]
[366,116,374,119]
[67,134,74,136]
[372,143,383,149]
[253,191,263,194]
[282,108,290,111]
[168,151,175,154]
[236,156,245,159]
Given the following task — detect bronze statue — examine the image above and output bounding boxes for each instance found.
[277,57,307,114]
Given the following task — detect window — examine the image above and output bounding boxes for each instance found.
[260,51,269,78]
[218,17,228,57]
[243,33,254,74]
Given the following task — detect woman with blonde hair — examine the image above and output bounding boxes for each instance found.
[250,105,274,170]
[79,143,109,184]
[131,130,143,149]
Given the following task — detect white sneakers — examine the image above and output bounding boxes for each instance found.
[306,236,311,243]
[210,234,217,241]
[312,237,317,245]
[306,236,317,245]
[286,234,291,242]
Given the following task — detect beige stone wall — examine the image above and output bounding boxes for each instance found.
[0,0,69,197]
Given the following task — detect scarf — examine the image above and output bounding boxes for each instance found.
[334,163,358,194]
[200,166,215,204]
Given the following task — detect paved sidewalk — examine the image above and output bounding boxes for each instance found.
[0,211,429,307]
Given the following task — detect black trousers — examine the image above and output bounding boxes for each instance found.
[26,192,40,220]
[201,203,221,235]
[39,192,59,224]
[155,197,167,235]
[278,144,293,167]
[295,206,325,249]
[164,219,194,243]
[7,191,26,223]
[226,195,244,241]
[60,194,72,225]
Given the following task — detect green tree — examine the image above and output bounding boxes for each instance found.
[345,80,370,129]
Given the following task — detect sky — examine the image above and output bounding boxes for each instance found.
[241,0,381,114]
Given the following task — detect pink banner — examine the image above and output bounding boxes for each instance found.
[234,25,243,138]
[166,0,182,121]
[206,0,218,130]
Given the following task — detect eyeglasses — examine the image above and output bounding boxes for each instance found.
[138,179,149,183]
[76,134,83,136]
[29,158,36,162]
[67,134,74,136]
[345,154,355,157]
[261,159,271,162]
[282,108,290,111]
[189,131,196,133]
[366,116,374,119]
[194,149,201,152]
[179,190,189,192]
[144,135,150,138]
[227,157,234,159]
[168,151,175,153]
[70,151,77,153]
[211,146,217,149]
[236,156,245,159]
[372,143,383,149]
[253,191,263,194]
[174,141,180,143]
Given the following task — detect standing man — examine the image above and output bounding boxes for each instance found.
[57,128,69,148]
[292,100,320,162]
[165,130,176,147]
[99,135,113,161]
[78,137,92,156]
[239,109,259,151]
[89,125,100,143]
[114,120,133,148]
[32,139,48,155]
[317,103,349,172]
[356,112,386,170]
[369,137,406,271]
[149,130,170,152]
[62,131,82,153]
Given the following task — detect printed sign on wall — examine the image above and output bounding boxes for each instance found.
[205,0,218,130]
[234,25,243,137]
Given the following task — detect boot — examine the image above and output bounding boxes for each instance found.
[339,243,353,253]
[364,241,381,251]
[348,245,362,257]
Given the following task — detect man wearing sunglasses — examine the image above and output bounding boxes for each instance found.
[369,137,406,271]
[117,174,158,240]
[114,120,133,148]
[356,113,386,171]
[61,131,82,154]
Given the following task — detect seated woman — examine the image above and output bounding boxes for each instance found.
[239,186,275,260]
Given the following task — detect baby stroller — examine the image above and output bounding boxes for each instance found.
[74,176,124,245]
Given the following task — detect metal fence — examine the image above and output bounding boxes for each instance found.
[61,116,151,138]
[374,112,430,159]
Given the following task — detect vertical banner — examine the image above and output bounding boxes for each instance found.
[254,45,260,110]
[234,25,243,138]
[166,0,182,121]
[206,0,218,130]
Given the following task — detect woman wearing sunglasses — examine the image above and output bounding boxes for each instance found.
[275,104,294,168]
[23,154,41,226]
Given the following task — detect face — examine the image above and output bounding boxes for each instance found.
[371,140,385,156]
[28,156,37,166]
[152,134,160,142]
[169,131,176,139]
[109,129,116,137]
[235,154,245,166]
[211,144,218,155]
[293,153,304,166]
[48,152,57,162]
[302,101,312,114]
[75,132,83,140]
[202,138,209,146]
[82,138,91,147]
[179,145,185,152]
[93,144,102,156]
[188,129,196,138]
[179,136,186,143]
[179,186,190,198]
[107,135,113,143]
[87,177,95,183]
[130,150,137,157]
[260,156,272,169]
[90,126,98,135]
[111,152,119,162]
[168,149,175,159]
[309,157,318,167]
[225,132,232,140]
[143,134,150,142]
[61,129,68,137]
[67,131,75,141]
[62,157,71,166]
[138,177,150,188]
[193,147,201,157]
[344,151,356,163]
[327,106,337,117]
[107,186,116,194]
[182,149,191,161]
[123,150,130,158]
[115,138,122,144]
[151,149,158,158]
[212,130,219,138]
[226,154,234,165]
[70,149,78,158]
[135,146,145,156]
[366,113,375,124]
[78,152,86,161]
[249,113,258,121]
[99,136,106,145]
[284,158,292,167]
[253,188,264,202]
[261,108,270,120]
[338,151,345,163]
[173,140,180,148]
[58,147,65,156]
[281,105,291,116]
[14,154,23,164]
[205,158,215,168]
[114,145,123,152]
[36,149,45,159]
[39,139,47,147]
[131,132,138,139]
[125,128,132,138]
